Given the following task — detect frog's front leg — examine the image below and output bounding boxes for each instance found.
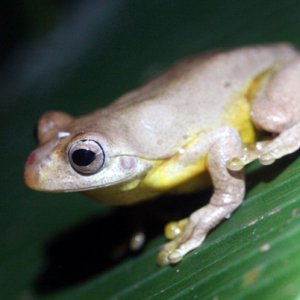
[157,127,245,265]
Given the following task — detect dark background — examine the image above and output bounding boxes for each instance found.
[1,1,300,299]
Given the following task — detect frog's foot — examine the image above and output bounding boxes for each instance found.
[157,202,241,266]
[164,218,189,240]
[157,218,189,265]
[157,220,206,266]
[157,236,204,266]
[254,123,300,165]
[157,216,207,266]
[226,144,258,171]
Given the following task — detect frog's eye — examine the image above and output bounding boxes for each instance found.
[68,139,105,175]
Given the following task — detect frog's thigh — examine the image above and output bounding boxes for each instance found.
[157,127,245,265]
[252,58,300,132]
[251,58,300,163]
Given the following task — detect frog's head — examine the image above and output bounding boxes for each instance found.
[24,111,152,192]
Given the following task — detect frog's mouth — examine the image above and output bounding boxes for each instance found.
[24,160,141,193]
[25,168,139,193]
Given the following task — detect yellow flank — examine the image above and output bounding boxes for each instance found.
[223,83,256,145]
[245,69,271,101]
[143,69,272,193]
[142,135,208,191]
[224,68,272,144]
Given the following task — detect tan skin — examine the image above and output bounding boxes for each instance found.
[24,43,300,265]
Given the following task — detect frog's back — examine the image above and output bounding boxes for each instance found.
[103,44,298,158]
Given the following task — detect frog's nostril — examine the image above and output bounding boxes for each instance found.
[26,151,36,166]
[24,165,39,190]
[24,151,41,190]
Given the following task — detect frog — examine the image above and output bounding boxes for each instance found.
[24,43,300,266]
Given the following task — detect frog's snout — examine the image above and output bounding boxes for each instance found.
[24,150,41,190]
[26,151,37,166]
[24,139,59,191]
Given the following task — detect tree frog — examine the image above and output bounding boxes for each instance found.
[24,43,300,266]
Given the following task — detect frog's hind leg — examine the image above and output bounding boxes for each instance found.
[250,58,300,164]
[157,127,245,265]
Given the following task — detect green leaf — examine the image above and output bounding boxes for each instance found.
[1,1,300,299]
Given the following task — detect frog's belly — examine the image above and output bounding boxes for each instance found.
[168,171,211,194]
[83,180,164,205]
[83,170,211,205]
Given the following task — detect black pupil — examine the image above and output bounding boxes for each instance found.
[72,149,96,166]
